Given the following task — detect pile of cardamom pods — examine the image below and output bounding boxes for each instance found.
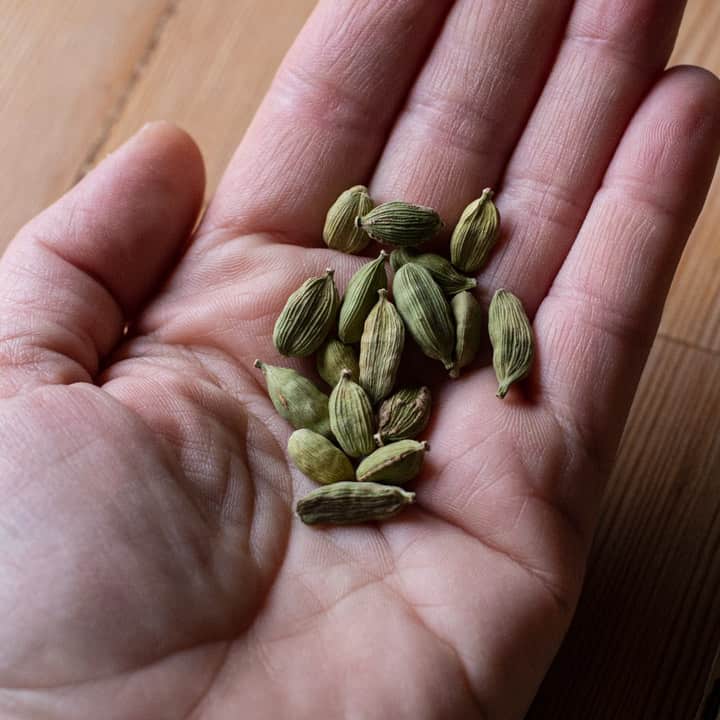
[256,185,534,526]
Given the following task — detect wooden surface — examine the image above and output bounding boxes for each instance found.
[0,1,718,717]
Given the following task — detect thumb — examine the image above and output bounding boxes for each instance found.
[0,121,205,397]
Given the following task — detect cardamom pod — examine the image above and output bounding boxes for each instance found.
[323,185,374,254]
[393,264,455,370]
[316,338,359,387]
[356,439,429,484]
[375,387,431,446]
[296,481,415,525]
[359,289,405,404]
[329,369,376,458]
[389,246,416,272]
[273,268,339,357]
[390,247,477,295]
[254,360,332,437]
[450,189,500,273]
[450,291,483,379]
[356,201,442,247]
[338,251,388,344]
[287,429,355,485]
[488,289,534,398]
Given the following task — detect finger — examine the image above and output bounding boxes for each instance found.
[484,0,688,312]
[0,122,205,395]
[197,0,454,246]
[200,0,452,244]
[369,0,574,221]
[536,66,720,468]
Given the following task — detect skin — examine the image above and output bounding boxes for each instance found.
[0,1,718,718]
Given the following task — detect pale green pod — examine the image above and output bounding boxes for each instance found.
[375,387,431,446]
[357,201,442,247]
[359,289,405,405]
[450,189,500,273]
[356,440,429,485]
[338,251,388,343]
[389,246,416,272]
[296,481,415,525]
[488,289,534,398]
[287,429,355,485]
[450,291,483,379]
[254,360,331,437]
[390,248,477,295]
[273,269,339,357]
[393,264,455,370]
[323,185,374,254]
[329,369,376,458]
[316,338,359,387]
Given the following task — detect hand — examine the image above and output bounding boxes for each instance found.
[0,2,718,718]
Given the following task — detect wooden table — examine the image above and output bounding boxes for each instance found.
[1,2,718,717]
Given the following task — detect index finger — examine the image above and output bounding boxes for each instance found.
[197,0,454,247]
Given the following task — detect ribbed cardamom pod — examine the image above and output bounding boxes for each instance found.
[488,289,534,399]
[329,369,376,458]
[375,387,431,446]
[323,185,374,254]
[359,289,405,404]
[356,201,442,247]
[450,189,501,273]
[296,481,415,525]
[338,251,388,344]
[254,360,331,437]
[316,338,359,387]
[450,291,483,379]
[356,439,429,484]
[393,264,455,370]
[287,429,355,485]
[389,246,416,272]
[273,268,339,357]
[390,248,477,296]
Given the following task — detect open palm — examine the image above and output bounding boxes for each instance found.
[1,2,719,718]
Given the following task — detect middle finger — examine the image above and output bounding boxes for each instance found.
[369,0,575,219]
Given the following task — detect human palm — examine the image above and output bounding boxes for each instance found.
[1,2,719,719]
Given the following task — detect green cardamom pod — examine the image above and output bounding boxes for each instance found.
[287,429,355,485]
[273,268,339,357]
[450,291,483,379]
[393,263,455,370]
[356,201,442,247]
[375,387,431,446]
[356,439,429,485]
[337,251,388,344]
[389,246,416,272]
[329,369,376,458]
[488,289,534,399]
[296,481,415,525]
[359,289,405,404]
[316,338,359,387]
[390,247,477,295]
[450,189,501,273]
[254,360,331,437]
[323,185,374,254]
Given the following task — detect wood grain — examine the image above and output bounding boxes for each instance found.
[95,0,317,200]
[0,1,718,718]
[0,0,173,249]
